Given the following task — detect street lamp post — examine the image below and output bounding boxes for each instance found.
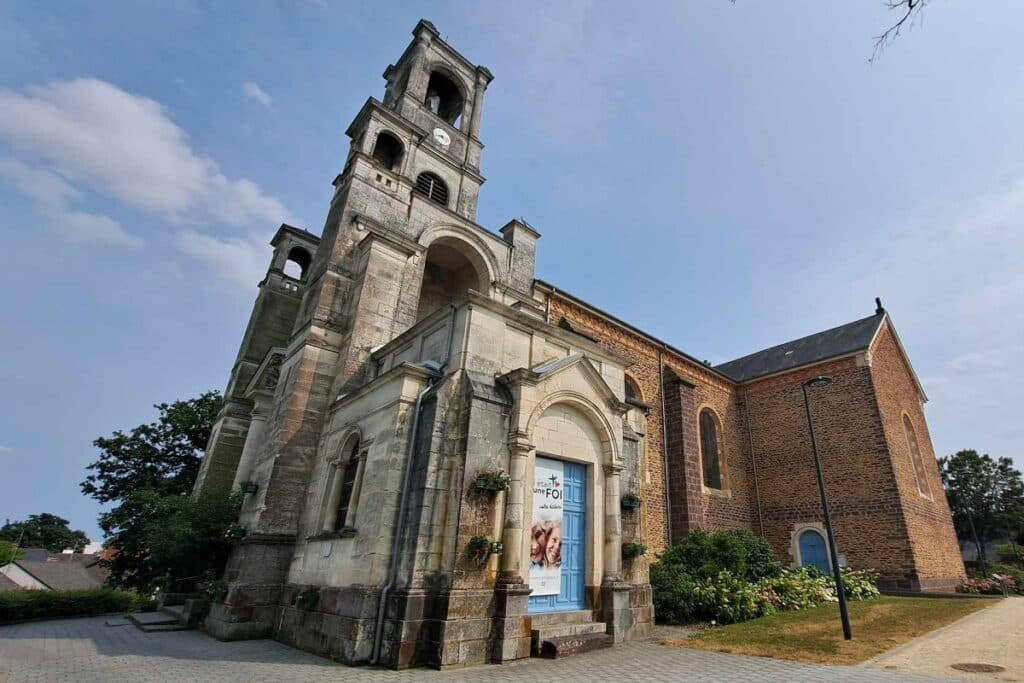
[802,376,852,641]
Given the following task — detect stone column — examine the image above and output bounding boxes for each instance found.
[467,70,489,139]
[232,393,271,490]
[498,438,532,584]
[491,439,532,663]
[603,463,624,583]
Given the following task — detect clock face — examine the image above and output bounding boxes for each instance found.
[432,128,451,146]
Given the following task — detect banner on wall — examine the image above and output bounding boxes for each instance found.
[529,457,564,597]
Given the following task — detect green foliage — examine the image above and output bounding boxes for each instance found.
[622,542,647,558]
[0,513,89,553]
[102,487,242,592]
[650,530,878,626]
[960,563,1024,595]
[939,449,1024,570]
[79,391,223,591]
[691,571,777,624]
[0,540,24,566]
[0,589,153,624]
[994,543,1024,568]
[655,529,782,582]
[82,391,223,508]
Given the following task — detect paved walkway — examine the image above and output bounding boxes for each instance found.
[866,597,1023,682]
[0,616,952,683]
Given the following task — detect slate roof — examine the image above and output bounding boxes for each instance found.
[715,313,885,383]
[13,554,108,591]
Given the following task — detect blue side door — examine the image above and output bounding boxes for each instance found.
[529,460,586,612]
[799,529,830,573]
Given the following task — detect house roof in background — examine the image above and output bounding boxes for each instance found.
[13,554,108,591]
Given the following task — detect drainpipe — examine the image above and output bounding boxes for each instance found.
[658,348,673,547]
[741,387,765,537]
[370,370,444,665]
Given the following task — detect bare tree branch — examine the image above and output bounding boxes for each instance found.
[871,0,928,63]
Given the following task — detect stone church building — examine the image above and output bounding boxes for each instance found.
[192,20,965,669]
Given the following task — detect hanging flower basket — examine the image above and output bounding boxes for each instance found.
[467,535,501,564]
[622,542,647,559]
[473,470,511,492]
[221,522,247,543]
[621,493,642,511]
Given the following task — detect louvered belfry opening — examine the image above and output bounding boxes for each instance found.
[414,172,449,207]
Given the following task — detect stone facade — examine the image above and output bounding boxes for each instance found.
[193,19,963,671]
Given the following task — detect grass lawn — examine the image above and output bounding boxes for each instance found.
[672,596,995,666]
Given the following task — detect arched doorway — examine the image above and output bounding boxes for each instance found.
[415,237,488,321]
[527,401,606,613]
[798,529,830,572]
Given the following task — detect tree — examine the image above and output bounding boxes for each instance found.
[82,391,223,507]
[80,390,224,590]
[0,513,89,553]
[0,540,24,566]
[99,487,242,592]
[939,449,1024,570]
[872,0,929,62]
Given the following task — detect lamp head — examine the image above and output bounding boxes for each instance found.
[804,376,833,389]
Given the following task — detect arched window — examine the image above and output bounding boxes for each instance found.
[699,408,723,490]
[323,435,364,533]
[414,172,449,207]
[371,131,403,171]
[903,415,930,497]
[283,246,311,281]
[423,71,464,126]
[334,438,360,529]
[798,529,830,572]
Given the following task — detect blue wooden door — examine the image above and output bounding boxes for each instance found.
[529,459,586,612]
[799,529,829,572]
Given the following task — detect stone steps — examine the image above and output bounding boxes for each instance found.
[530,610,609,658]
[529,610,596,627]
[536,632,614,658]
[128,607,191,633]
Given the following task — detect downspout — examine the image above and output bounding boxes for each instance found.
[658,348,674,547]
[741,386,765,537]
[370,305,457,665]
[370,371,444,665]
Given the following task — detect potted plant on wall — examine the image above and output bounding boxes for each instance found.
[622,541,647,560]
[467,535,501,564]
[473,470,511,493]
[621,493,642,511]
[294,585,320,610]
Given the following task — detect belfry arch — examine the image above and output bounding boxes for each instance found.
[415,235,492,321]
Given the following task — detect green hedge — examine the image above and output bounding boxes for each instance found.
[0,589,153,624]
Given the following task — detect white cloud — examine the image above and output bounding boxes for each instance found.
[242,81,271,108]
[0,78,290,227]
[0,445,11,455]
[787,168,1024,463]
[176,230,268,291]
[0,157,141,247]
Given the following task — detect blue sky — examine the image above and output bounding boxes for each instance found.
[1,1,1021,543]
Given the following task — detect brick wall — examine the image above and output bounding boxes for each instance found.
[869,324,965,588]
[548,291,963,590]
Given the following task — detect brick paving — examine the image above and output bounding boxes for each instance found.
[0,616,952,683]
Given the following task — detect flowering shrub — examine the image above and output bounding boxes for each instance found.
[956,574,1016,595]
[651,531,881,626]
[758,568,835,610]
[690,571,777,624]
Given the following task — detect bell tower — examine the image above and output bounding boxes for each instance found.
[337,19,493,227]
